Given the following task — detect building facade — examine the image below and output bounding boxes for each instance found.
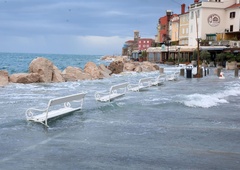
[138,38,154,51]
[179,4,189,46]
[188,0,240,46]
[169,14,180,45]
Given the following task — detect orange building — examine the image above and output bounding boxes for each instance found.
[158,12,178,44]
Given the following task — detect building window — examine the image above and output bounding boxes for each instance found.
[191,12,194,19]
[196,10,200,18]
[182,28,185,34]
[230,25,233,32]
[230,12,235,18]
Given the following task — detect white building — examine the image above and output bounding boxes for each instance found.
[188,0,240,47]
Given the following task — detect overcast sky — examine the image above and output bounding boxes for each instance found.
[0,0,194,55]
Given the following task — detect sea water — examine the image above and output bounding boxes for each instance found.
[0,53,240,169]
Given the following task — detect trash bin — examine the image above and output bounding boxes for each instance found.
[186,67,192,78]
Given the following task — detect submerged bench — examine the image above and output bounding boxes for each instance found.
[151,74,166,86]
[128,77,154,92]
[25,92,87,127]
[95,82,129,102]
[166,71,180,81]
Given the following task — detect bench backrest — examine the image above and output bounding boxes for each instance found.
[110,82,129,93]
[48,93,86,107]
[157,74,166,80]
[139,77,154,84]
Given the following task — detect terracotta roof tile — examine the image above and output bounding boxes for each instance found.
[226,3,240,9]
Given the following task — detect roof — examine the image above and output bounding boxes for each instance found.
[226,3,240,9]
[139,38,154,41]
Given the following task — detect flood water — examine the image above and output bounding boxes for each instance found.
[0,68,240,170]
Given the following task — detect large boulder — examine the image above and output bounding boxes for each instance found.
[98,64,111,78]
[108,61,124,74]
[84,62,102,79]
[140,62,157,72]
[153,64,160,70]
[123,62,136,71]
[62,66,91,81]
[0,70,9,87]
[115,56,128,63]
[10,73,40,84]
[99,64,112,75]
[135,65,142,72]
[52,65,64,82]
[29,57,54,83]
[101,55,128,63]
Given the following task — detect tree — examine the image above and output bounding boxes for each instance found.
[226,52,235,62]
[216,53,226,66]
[200,50,211,63]
[192,50,198,61]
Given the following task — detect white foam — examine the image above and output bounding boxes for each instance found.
[181,84,240,108]
[182,93,228,108]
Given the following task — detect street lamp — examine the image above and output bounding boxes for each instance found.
[196,38,202,78]
[177,47,181,65]
[166,10,172,61]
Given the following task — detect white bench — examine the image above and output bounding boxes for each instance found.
[128,77,154,92]
[25,93,87,127]
[95,82,129,102]
[151,74,166,86]
[166,71,179,81]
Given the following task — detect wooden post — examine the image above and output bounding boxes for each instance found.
[180,68,184,76]
[217,68,221,77]
[159,68,164,74]
[199,67,203,77]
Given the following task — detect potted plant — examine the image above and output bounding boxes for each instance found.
[200,50,211,67]
[166,57,175,65]
[216,52,226,67]
[226,52,237,70]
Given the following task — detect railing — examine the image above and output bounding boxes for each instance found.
[190,2,202,9]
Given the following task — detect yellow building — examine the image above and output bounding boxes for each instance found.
[170,15,180,45]
[179,4,189,46]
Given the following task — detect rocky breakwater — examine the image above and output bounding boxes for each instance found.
[0,56,159,87]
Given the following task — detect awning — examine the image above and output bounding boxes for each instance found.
[200,46,228,51]
[147,47,163,53]
[206,34,216,36]
[179,46,195,52]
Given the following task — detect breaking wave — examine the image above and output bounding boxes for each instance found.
[181,83,240,108]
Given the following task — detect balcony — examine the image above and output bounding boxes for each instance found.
[190,2,202,9]
[209,40,240,48]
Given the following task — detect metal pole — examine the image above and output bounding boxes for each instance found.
[195,11,201,78]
